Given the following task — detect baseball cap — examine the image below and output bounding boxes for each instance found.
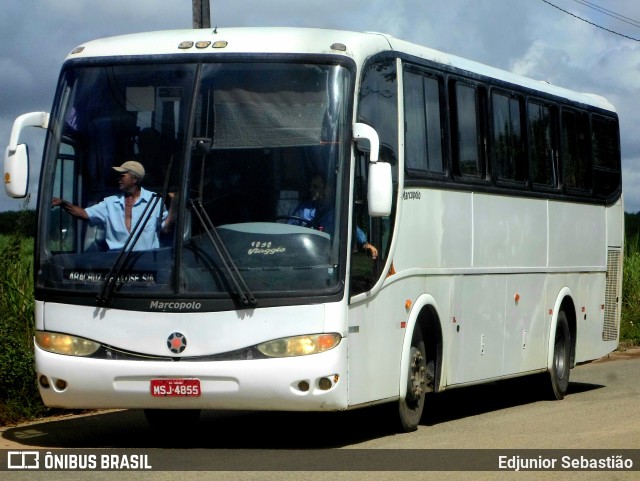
[112,161,145,178]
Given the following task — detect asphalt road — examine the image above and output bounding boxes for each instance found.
[2,347,639,480]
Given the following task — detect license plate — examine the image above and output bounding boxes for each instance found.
[150,378,201,397]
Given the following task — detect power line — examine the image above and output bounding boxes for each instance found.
[571,0,640,29]
[540,0,640,41]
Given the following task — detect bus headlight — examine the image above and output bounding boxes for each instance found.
[35,331,101,356]
[257,333,341,357]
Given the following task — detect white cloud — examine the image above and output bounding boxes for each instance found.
[511,41,571,80]
[594,44,640,92]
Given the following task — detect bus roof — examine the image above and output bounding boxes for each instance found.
[66,27,615,112]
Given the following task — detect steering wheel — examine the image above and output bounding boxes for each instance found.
[272,215,311,226]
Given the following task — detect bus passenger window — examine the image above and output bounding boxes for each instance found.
[562,110,591,192]
[403,69,444,174]
[528,101,556,188]
[453,82,483,178]
[492,91,525,183]
[592,115,621,198]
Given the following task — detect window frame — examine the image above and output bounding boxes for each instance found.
[402,64,448,179]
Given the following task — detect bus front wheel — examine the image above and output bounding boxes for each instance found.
[397,326,427,432]
[548,311,571,400]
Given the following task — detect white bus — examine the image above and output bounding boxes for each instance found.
[4,27,623,432]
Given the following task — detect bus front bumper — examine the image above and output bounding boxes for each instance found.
[34,342,349,412]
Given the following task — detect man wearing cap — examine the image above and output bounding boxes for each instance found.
[51,160,176,251]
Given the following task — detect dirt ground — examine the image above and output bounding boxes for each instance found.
[592,344,640,362]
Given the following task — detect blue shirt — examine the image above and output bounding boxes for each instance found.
[85,187,167,251]
[291,201,368,245]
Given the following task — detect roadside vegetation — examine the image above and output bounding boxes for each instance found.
[0,209,639,426]
[0,204,48,425]
[621,220,640,344]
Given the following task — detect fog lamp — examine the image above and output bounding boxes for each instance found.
[318,377,332,390]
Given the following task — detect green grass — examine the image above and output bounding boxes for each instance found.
[622,235,640,344]
[0,230,48,425]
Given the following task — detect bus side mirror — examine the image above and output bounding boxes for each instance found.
[4,111,49,198]
[4,143,30,198]
[368,161,392,217]
[353,123,391,217]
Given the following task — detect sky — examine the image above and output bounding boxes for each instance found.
[2,0,640,212]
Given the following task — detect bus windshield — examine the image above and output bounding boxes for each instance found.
[39,60,352,303]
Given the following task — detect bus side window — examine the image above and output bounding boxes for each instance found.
[451,81,485,179]
[562,109,591,193]
[591,115,621,198]
[528,100,557,189]
[49,143,79,253]
[403,68,445,175]
[352,57,399,296]
[491,90,525,183]
[351,153,375,294]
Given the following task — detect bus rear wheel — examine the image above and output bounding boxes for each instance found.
[397,326,427,432]
[548,311,571,400]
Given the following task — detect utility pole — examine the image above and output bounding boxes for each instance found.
[192,0,211,28]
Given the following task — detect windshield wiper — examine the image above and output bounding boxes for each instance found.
[96,193,162,306]
[189,199,257,308]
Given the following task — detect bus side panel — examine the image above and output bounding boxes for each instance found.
[473,194,548,269]
[575,272,610,362]
[548,201,606,269]
[346,276,424,406]
[503,274,548,375]
[606,196,624,249]
[446,274,505,385]
[548,199,619,363]
[392,189,472,272]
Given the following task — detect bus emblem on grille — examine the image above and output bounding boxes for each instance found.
[167,332,187,354]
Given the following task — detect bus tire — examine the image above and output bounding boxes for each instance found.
[397,326,427,432]
[144,408,201,430]
[548,311,571,400]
